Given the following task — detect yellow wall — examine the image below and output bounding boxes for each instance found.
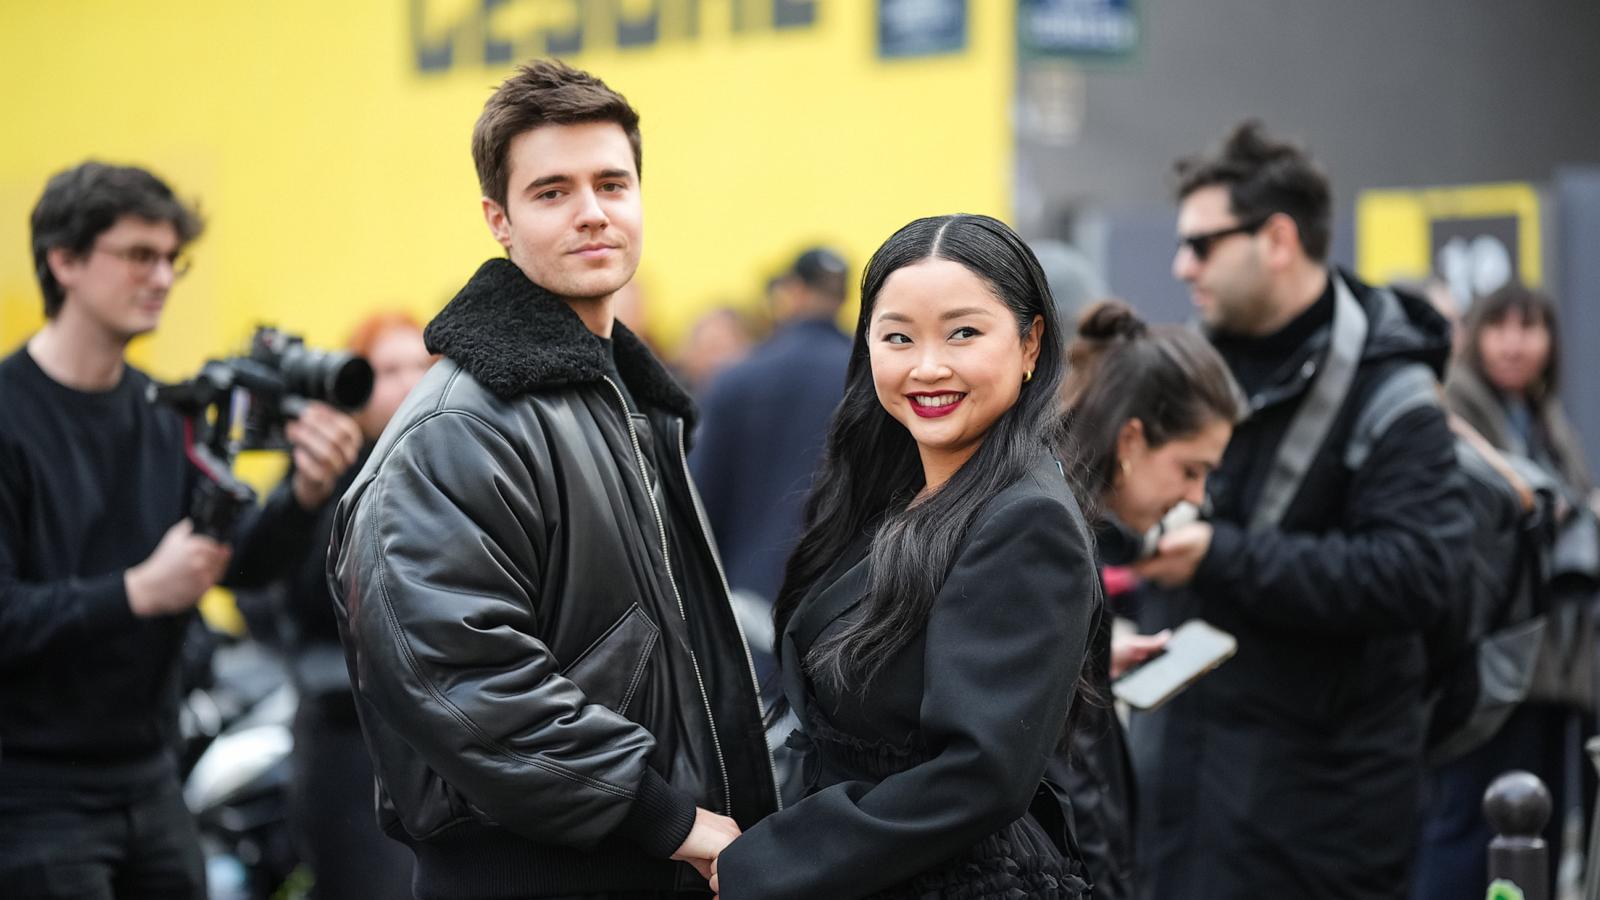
[0,0,1015,379]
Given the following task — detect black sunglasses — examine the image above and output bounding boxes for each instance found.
[1177,216,1270,262]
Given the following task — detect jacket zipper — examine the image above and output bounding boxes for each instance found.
[601,377,732,816]
[674,420,785,811]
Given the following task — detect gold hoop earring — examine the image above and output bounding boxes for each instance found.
[1022,369,1034,384]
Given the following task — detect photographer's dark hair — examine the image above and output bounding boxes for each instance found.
[30,161,203,318]
[1461,282,1562,403]
[1063,300,1241,512]
[772,213,1074,694]
[473,59,643,207]
[1174,120,1332,262]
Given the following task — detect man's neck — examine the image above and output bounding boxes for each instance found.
[1252,262,1331,337]
[27,313,129,392]
[564,293,615,340]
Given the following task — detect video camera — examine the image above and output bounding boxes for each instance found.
[150,327,374,541]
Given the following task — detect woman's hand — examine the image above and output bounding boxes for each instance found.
[1110,629,1171,679]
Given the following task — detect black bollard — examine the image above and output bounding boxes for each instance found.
[1484,770,1551,900]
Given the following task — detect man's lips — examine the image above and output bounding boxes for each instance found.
[908,391,966,418]
[570,243,619,259]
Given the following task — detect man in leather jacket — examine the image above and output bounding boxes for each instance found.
[328,60,779,899]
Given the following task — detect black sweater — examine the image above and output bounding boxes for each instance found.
[0,347,318,792]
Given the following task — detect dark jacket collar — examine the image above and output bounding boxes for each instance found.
[1230,268,1454,411]
[424,258,696,424]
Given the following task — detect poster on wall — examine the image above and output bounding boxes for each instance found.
[1019,0,1139,59]
[878,0,968,59]
[1356,183,1542,311]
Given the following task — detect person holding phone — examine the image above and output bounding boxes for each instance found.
[705,214,1100,899]
[1056,299,1240,900]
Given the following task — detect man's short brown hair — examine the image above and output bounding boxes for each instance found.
[1173,120,1332,262]
[472,60,643,207]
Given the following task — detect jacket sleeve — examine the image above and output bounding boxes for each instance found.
[1196,403,1472,635]
[714,489,1097,899]
[331,409,695,856]
[0,437,137,663]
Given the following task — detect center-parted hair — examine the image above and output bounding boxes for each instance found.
[472,59,642,207]
[1063,300,1241,510]
[772,213,1076,694]
[1173,120,1332,262]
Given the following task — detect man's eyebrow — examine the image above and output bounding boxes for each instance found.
[525,174,571,192]
[597,168,633,181]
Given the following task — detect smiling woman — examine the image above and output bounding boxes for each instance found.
[708,214,1099,899]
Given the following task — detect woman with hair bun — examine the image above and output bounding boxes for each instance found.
[1058,299,1241,900]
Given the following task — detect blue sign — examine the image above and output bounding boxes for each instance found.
[878,0,967,59]
[1019,0,1139,59]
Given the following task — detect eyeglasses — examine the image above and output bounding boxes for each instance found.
[1176,217,1270,262]
[95,243,193,280]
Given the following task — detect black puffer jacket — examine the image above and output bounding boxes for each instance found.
[1130,270,1474,899]
[328,259,779,899]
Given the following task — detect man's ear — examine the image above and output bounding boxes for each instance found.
[1262,212,1304,270]
[482,198,513,251]
[46,246,83,292]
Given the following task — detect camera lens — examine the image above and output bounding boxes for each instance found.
[279,346,374,410]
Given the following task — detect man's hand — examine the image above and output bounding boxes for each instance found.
[674,807,740,882]
[1131,521,1213,589]
[286,402,363,510]
[1110,629,1172,679]
[125,519,232,617]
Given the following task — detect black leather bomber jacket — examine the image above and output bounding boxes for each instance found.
[328,259,779,897]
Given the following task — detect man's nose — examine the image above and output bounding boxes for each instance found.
[574,188,608,230]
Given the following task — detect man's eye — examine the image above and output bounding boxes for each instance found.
[129,247,160,264]
[599,182,626,193]
[537,190,563,201]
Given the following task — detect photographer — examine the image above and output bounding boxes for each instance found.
[0,161,361,900]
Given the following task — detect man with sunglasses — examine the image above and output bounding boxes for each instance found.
[0,161,362,898]
[1126,122,1471,899]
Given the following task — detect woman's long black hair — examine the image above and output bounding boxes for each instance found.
[771,214,1075,693]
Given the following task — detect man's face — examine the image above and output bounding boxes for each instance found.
[50,215,183,341]
[1172,185,1274,336]
[482,121,642,302]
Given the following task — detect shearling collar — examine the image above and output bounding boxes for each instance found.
[424,258,695,424]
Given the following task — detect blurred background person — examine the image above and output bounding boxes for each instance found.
[0,161,362,900]
[254,311,433,900]
[690,246,851,678]
[1447,283,1592,496]
[1032,239,1108,330]
[1057,299,1239,900]
[1413,283,1599,899]
[1130,121,1473,899]
[675,304,754,397]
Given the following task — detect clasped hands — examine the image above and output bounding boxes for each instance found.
[672,807,740,895]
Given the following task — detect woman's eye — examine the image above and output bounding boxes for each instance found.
[950,326,980,340]
[883,333,912,345]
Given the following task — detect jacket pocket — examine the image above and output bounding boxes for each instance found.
[560,603,661,717]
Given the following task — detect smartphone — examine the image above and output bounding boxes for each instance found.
[1112,619,1237,711]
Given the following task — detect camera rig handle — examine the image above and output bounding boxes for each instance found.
[148,362,260,542]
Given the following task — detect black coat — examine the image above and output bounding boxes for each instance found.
[714,457,1099,899]
[1130,271,1474,899]
[328,260,779,898]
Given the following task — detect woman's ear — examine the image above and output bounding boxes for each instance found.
[1023,314,1043,369]
[1116,418,1147,465]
